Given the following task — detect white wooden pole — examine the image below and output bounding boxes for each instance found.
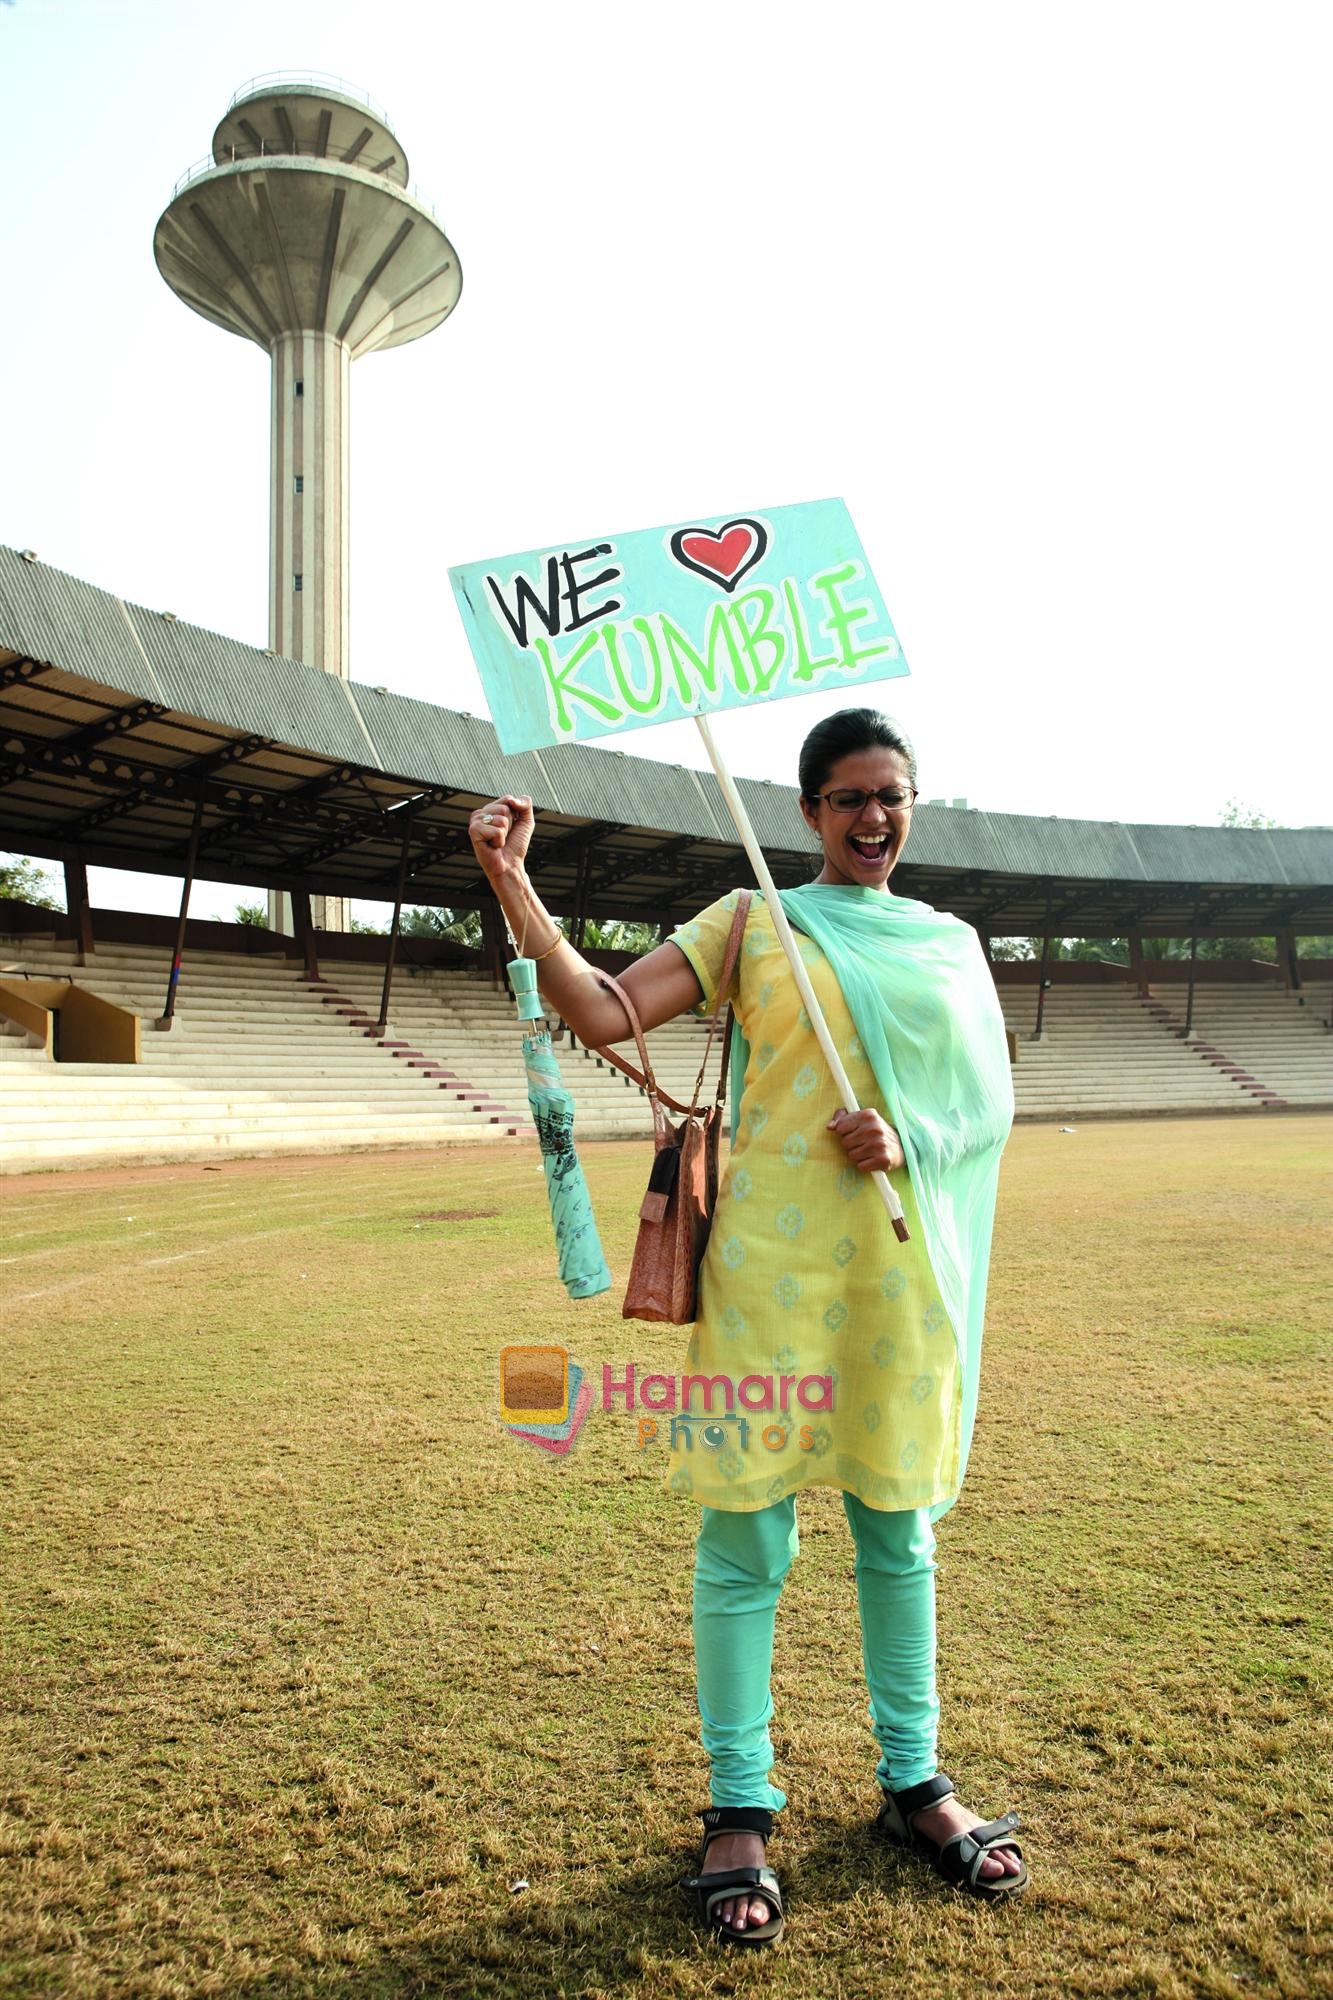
[694,715,909,1242]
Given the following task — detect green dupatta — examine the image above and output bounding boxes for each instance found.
[731,884,1014,1518]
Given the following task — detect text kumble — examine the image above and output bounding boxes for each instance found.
[484,545,899,736]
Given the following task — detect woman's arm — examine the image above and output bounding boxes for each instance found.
[467,793,704,1045]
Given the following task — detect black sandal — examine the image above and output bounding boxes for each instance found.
[875,1773,1028,1899]
[680,1806,785,1946]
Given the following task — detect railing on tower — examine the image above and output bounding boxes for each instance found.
[168,149,442,221]
[227,72,393,125]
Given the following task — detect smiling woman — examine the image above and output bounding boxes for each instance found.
[465,704,1021,1946]
[797,710,920,887]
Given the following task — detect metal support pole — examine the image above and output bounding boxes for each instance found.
[377,828,413,1033]
[572,845,592,953]
[563,862,585,1050]
[63,857,94,963]
[161,786,206,1025]
[479,897,504,988]
[1128,931,1147,997]
[291,887,320,981]
[1033,935,1051,1038]
[1276,925,1301,993]
[1182,930,1198,1038]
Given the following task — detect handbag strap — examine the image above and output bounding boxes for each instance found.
[591,890,752,1125]
[591,965,671,1144]
[587,1030,696,1122]
[684,887,751,1111]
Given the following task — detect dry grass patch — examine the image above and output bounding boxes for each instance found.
[1,1119,1330,1997]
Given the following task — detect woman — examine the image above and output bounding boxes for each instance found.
[468,708,1024,1946]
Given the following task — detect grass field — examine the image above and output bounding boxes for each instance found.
[2,1116,1330,1999]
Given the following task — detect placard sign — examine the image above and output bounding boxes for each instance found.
[448,498,909,755]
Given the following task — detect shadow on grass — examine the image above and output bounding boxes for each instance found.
[217,1817,1036,2000]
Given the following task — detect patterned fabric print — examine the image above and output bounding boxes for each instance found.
[664,889,961,1512]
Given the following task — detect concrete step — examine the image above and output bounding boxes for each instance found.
[0,1083,524,1113]
[0,1126,529,1171]
[0,1102,530,1142]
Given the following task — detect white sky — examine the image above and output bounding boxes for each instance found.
[2,0,1329,923]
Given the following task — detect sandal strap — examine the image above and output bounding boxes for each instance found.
[700,1806,774,1839]
[936,1812,1024,1890]
[682,1864,784,1924]
[682,1865,779,1897]
[967,1811,1022,1848]
[883,1772,956,1820]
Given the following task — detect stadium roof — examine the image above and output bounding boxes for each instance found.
[2,545,1330,936]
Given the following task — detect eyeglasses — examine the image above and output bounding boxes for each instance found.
[805,786,918,815]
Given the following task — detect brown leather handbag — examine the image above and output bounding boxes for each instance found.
[592,891,751,1324]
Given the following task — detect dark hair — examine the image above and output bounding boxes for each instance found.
[798,708,918,798]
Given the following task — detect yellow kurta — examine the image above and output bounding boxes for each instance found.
[664,889,961,1513]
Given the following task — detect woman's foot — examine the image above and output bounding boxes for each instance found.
[875,1772,1028,1897]
[699,1830,773,1933]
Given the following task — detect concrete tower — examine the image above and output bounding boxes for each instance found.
[154,74,462,931]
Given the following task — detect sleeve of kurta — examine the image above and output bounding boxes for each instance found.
[664,888,747,1018]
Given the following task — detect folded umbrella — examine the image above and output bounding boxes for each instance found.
[508,956,612,1300]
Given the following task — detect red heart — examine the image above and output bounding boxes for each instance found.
[681,527,754,581]
[669,518,769,593]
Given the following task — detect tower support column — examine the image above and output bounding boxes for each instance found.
[267,332,351,935]
[270,330,351,680]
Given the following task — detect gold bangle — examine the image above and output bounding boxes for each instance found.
[530,929,567,963]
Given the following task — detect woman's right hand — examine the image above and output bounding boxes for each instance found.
[467,794,535,887]
[826,1107,905,1174]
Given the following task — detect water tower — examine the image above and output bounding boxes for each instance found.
[155,74,462,930]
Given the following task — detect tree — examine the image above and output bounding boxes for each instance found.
[0,855,63,911]
[989,938,1036,961]
[392,909,660,954]
[401,906,482,948]
[580,918,661,953]
[1051,938,1129,964]
[234,903,393,935]
[1220,800,1278,830]
[1143,935,1275,961]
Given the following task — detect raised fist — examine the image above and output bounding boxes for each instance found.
[468,794,535,884]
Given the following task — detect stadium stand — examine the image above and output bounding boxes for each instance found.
[0,932,538,1169]
[1144,981,1333,1108]
[0,931,748,1167]
[6,920,1331,1172]
[999,984,1267,1118]
[579,1012,728,1119]
[307,960,655,1137]
[0,930,750,1166]
[999,979,1333,1116]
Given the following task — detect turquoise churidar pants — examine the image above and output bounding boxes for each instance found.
[692,1494,940,1811]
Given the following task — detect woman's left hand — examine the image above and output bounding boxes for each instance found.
[826,1107,905,1174]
